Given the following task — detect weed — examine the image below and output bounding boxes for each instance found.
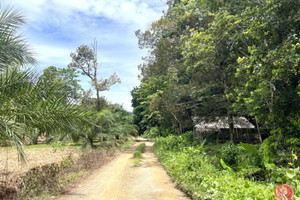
[133,143,146,165]
[154,136,277,199]
[121,140,135,151]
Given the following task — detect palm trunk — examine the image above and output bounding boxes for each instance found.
[88,136,94,148]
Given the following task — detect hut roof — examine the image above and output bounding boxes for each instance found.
[194,117,255,133]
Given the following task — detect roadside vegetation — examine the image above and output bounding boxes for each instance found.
[154,133,300,199]
[133,143,146,165]
[132,0,300,199]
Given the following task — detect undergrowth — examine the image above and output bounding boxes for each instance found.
[121,140,135,151]
[154,133,300,199]
[133,143,146,165]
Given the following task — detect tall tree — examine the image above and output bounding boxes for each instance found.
[180,0,263,143]
[234,0,300,149]
[133,0,300,147]
[133,0,202,134]
[39,66,82,102]
[68,39,121,111]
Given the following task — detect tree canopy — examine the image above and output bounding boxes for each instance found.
[132,0,300,150]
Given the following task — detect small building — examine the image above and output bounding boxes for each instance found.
[193,117,258,143]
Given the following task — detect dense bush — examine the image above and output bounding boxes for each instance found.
[153,135,300,199]
[219,143,241,167]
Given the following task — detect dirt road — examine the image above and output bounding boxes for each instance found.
[56,139,190,200]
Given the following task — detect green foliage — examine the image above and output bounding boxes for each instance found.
[0,4,36,66]
[233,0,300,148]
[120,140,134,151]
[220,159,235,174]
[133,0,300,148]
[0,67,89,160]
[131,76,173,134]
[219,143,241,167]
[154,135,276,199]
[133,143,146,165]
[240,143,259,157]
[154,133,300,199]
[143,126,159,138]
[39,66,82,102]
[76,105,138,148]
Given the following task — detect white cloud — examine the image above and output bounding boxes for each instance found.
[6,0,167,111]
[10,0,164,30]
[33,45,72,67]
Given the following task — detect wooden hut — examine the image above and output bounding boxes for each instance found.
[193,117,258,143]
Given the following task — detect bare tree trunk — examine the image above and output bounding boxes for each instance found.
[220,62,235,144]
[246,129,250,143]
[228,114,235,144]
[255,117,263,144]
[171,112,182,134]
[93,39,101,112]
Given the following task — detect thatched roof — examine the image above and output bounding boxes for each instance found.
[194,117,255,133]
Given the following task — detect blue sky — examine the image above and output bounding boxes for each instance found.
[7,0,167,111]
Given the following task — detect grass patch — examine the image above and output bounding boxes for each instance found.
[133,143,146,165]
[121,140,135,151]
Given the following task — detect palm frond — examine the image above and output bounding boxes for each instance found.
[0,4,36,67]
[0,67,90,160]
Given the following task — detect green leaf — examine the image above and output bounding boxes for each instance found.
[286,169,296,179]
[276,177,283,182]
[240,143,259,156]
[220,159,235,174]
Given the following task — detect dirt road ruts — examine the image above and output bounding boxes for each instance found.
[56,139,190,200]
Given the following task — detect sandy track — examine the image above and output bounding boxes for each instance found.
[56,139,190,200]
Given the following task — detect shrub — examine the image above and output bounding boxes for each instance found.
[154,136,276,199]
[219,142,241,167]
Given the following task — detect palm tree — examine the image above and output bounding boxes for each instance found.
[0,5,88,160]
[110,105,138,138]
[0,67,88,159]
[0,4,36,67]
